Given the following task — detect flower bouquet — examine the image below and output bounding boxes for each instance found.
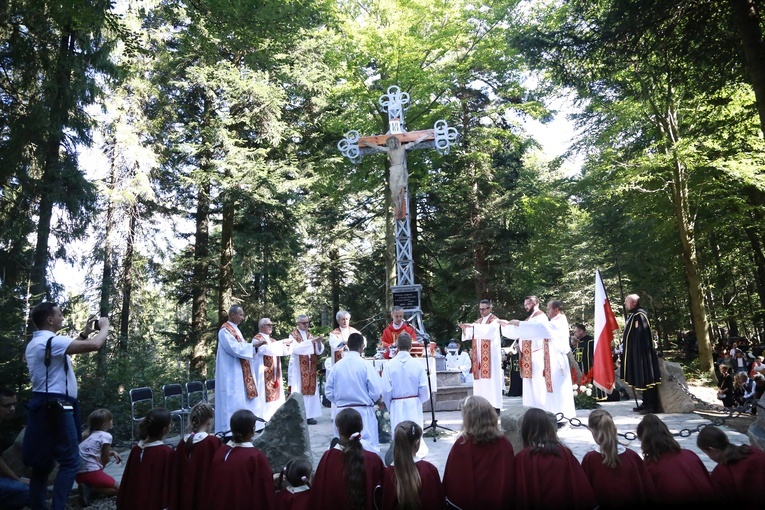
[573,370,600,410]
[375,400,391,443]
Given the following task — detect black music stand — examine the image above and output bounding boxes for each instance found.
[422,336,455,441]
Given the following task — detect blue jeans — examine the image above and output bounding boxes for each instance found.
[23,393,81,510]
[0,476,31,509]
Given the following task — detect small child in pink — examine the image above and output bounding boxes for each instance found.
[76,408,122,506]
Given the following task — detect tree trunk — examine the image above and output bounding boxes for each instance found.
[119,206,136,352]
[730,0,765,136]
[30,32,74,301]
[190,175,211,379]
[218,192,235,325]
[744,225,765,315]
[330,247,340,327]
[668,141,714,373]
[94,156,116,396]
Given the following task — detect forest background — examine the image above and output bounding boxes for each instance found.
[2,0,765,440]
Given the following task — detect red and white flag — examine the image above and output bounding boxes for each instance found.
[593,270,618,393]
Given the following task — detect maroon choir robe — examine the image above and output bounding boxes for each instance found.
[708,447,765,509]
[310,447,385,510]
[203,444,276,510]
[117,443,174,510]
[581,447,656,509]
[380,459,445,510]
[643,449,715,507]
[170,434,222,510]
[514,444,596,510]
[275,487,312,510]
[442,436,515,510]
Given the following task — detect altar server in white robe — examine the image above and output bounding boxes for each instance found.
[253,317,292,426]
[325,332,382,454]
[381,332,429,428]
[458,299,511,411]
[382,332,430,457]
[215,305,262,434]
[287,314,325,424]
[507,297,576,418]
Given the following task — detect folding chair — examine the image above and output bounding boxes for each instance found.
[162,383,190,435]
[129,387,154,444]
[186,381,205,409]
[204,379,215,405]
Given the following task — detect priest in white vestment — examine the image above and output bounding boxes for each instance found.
[215,305,261,434]
[458,299,510,410]
[287,314,325,424]
[253,317,292,427]
[325,332,382,454]
[506,297,576,418]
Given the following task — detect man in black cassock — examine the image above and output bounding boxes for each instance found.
[572,323,594,373]
[621,294,661,413]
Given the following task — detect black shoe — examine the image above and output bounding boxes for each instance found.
[307,418,317,425]
[638,407,659,415]
[632,403,646,412]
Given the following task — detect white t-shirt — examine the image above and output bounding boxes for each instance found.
[25,331,77,398]
[78,430,112,473]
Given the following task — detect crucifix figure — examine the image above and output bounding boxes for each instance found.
[338,85,458,340]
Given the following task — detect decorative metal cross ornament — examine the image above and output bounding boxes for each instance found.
[338,85,458,341]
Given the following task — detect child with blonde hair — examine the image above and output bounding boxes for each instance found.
[75,409,122,506]
[582,409,655,509]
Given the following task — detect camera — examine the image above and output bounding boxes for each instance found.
[90,319,101,331]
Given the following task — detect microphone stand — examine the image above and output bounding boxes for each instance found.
[421,335,455,441]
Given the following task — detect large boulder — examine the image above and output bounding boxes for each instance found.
[656,359,695,414]
[1,427,58,483]
[747,394,765,450]
[252,393,311,473]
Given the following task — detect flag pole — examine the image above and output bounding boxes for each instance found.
[599,268,639,408]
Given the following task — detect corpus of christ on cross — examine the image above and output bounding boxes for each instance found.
[338,85,458,341]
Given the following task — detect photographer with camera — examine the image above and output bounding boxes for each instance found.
[23,302,109,510]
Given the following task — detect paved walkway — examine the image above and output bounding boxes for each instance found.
[103,390,747,482]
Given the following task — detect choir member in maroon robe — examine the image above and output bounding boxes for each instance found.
[117,408,174,510]
[170,403,221,510]
[581,410,656,509]
[637,414,716,508]
[311,408,385,510]
[274,457,312,510]
[442,396,514,510]
[514,407,596,510]
[697,425,764,509]
[380,420,445,510]
[203,409,275,510]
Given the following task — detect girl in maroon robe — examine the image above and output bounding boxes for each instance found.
[697,425,765,510]
[117,408,174,510]
[581,410,656,509]
[637,414,716,508]
[170,403,221,510]
[380,420,445,510]
[443,395,514,510]
[311,408,385,510]
[203,409,275,510]
[275,457,312,510]
[514,407,596,510]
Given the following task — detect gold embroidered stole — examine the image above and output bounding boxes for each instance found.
[470,315,496,379]
[290,329,317,396]
[221,323,257,398]
[520,311,553,392]
[331,328,347,364]
[255,333,281,402]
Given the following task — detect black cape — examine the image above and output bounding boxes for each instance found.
[621,308,661,389]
